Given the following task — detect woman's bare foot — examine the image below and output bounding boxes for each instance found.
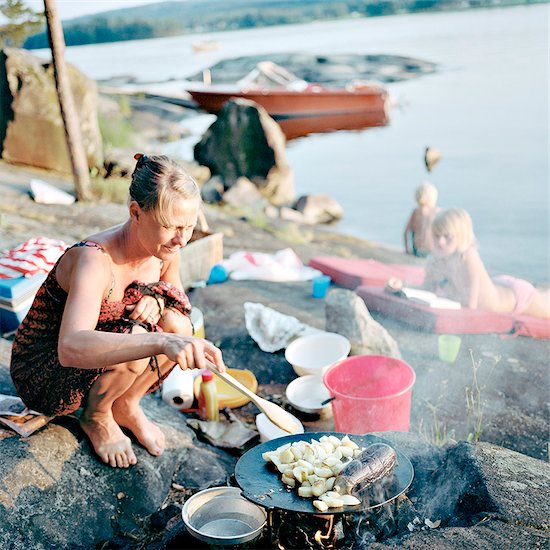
[80,410,137,468]
[112,400,165,457]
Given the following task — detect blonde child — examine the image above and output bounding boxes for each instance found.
[423,208,550,318]
[403,181,439,257]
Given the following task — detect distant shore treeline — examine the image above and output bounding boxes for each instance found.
[24,0,542,49]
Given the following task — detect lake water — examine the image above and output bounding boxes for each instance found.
[36,4,549,282]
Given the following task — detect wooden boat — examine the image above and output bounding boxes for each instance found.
[185,62,389,139]
[191,40,221,53]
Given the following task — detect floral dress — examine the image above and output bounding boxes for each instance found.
[10,242,191,416]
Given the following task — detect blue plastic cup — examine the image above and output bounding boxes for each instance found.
[312,275,331,298]
[207,264,228,285]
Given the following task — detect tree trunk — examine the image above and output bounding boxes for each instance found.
[43,0,91,201]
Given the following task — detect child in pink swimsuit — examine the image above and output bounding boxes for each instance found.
[423,208,549,318]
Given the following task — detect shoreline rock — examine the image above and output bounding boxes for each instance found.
[0,161,549,548]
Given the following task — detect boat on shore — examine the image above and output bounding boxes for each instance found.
[191,40,221,53]
[185,62,389,139]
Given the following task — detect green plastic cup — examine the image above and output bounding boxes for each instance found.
[438,335,462,363]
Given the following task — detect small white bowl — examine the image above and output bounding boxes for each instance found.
[255,412,304,443]
[286,375,333,417]
[285,332,351,377]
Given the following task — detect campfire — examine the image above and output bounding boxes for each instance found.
[168,432,538,549]
[244,440,497,549]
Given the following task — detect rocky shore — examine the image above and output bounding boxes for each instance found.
[0,157,549,548]
[1,55,549,544]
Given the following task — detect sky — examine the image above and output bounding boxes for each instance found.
[25,1,179,21]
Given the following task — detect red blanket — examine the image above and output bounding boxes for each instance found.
[308,257,425,289]
[356,286,550,339]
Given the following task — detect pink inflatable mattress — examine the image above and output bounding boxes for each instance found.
[356,286,550,339]
[308,257,425,289]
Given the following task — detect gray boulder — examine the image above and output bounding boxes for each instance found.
[0,394,237,549]
[194,98,294,206]
[366,433,550,549]
[0,48,103,174]
[293,194,344,224]
[200,175,225,203]
[325,288,401,358]
[222,176,267,210]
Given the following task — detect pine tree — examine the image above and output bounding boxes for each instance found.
[0,0,44,48]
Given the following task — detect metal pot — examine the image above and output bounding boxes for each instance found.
[182,486,267,546]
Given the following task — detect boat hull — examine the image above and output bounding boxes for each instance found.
[188,87,387,116]
[278,110,388,140]
[187,86,389,138]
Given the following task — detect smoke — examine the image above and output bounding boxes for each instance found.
[407,333,545,459]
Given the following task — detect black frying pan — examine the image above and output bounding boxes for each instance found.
[235,432,414,515]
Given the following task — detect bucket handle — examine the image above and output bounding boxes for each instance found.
[321,396,336,406]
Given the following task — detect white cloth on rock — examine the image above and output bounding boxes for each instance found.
[244,302,321,353]
[221,248,321,282]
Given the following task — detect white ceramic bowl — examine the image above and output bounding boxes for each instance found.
[255,412,304,443]
[285,332,351,377]
[285,375,333,417]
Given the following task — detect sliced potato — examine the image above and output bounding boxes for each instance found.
[263,434,365,512]
[279,449,294,464]
[340,494,361,506]
[313,500,329,512]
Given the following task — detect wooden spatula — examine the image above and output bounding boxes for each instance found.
[204,360,299,435]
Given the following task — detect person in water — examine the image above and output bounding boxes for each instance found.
[10,153,225,468]
[423,208,550,317]
[403,181,439,257]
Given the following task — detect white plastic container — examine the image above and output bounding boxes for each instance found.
[285,375,333,417]
[255,412,303,442]
[191,307,205,338]
[285,332,350,377]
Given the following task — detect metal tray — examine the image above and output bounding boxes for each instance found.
[235,432,414,515]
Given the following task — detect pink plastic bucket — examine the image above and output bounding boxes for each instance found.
[323,355,416,434]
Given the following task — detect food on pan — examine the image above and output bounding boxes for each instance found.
[262,435,397,511]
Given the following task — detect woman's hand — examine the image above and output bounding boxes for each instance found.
[163,334,226,373]
[385,277,403,294]
[125,295,164,324]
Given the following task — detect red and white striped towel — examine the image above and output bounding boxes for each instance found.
[0,237,68,279]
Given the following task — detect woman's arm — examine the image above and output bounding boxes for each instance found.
[57,246,113,367]
[126,253,185,324]
[57,248,221,371]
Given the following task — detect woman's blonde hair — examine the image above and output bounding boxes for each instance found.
[432,208,476,253]
[129,153,201,226]
[415,181,438,206]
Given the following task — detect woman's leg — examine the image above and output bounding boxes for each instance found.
[80,326,151,468]
[111,309,193,460]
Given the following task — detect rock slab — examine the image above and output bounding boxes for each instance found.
[0,48,103,174]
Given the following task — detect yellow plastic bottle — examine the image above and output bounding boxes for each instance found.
[198,370,219,421]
